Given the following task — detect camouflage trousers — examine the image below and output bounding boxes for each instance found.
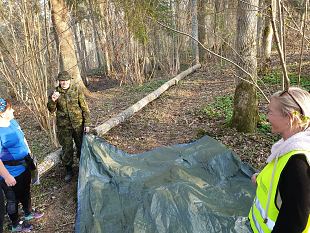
[57,125,84,167]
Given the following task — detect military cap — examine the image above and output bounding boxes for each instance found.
[57,71,71,81]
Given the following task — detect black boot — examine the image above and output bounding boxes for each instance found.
[65,166,73,183]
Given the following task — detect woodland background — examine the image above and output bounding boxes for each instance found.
[0,0,309,232]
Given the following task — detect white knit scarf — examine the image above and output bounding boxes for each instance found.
[267,128,310,163]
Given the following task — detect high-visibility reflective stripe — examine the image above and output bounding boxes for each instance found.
[255,198,275,230]
[251,207,264,233]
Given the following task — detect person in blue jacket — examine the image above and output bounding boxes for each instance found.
[0,98,43,232]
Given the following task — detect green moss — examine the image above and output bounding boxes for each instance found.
[201,95,233,125]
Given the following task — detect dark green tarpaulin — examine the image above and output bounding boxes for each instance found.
[76,135,255,233]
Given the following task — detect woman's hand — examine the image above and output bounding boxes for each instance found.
[251,173,259,185]
[4,174,16,186]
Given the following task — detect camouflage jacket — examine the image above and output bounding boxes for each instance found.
[47,85,91,128]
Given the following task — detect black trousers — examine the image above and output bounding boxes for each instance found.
[1,169,31,226]
[0,188,4,233]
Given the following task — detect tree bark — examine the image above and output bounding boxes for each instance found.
[261,0,275,73]
[50,0,88,92]
[72,20,87,84]
[213,0,221,54]
[191,0,199,64]
[88,0,103,68]
[52,26,64,72]
[261,18,273,71]
[99,0,112,75]
[172,0,180,74]
[257,0,265,57]
[79,23,90,71]
[232,0,259,133]
[198,0,206,64]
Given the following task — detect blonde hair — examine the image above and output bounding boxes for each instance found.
[271,87,310,130]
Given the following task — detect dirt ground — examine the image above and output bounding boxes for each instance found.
[3,61,308,232]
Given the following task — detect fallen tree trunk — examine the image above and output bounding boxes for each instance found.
[37,148,61,176]
[95,64,201,136]
[37,64,201,176]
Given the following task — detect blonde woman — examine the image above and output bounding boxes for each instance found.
[249,87,310,233]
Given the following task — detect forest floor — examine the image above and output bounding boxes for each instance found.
[3,55,310,232]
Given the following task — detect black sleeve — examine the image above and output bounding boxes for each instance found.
[272,154,310,233]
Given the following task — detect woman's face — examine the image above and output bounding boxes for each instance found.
[59,79,71,90]
[267,98,290,135]
[0,107,14,121]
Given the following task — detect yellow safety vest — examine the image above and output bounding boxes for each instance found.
[249,150,310,233]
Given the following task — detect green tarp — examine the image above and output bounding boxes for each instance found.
[76,135,255,233]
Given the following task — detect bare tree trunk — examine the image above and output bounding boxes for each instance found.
[50,0,88,92]
[232,0,259,133]
[191,0,199,64]
[79,23,90,71]
[198,0,206,64]
[213,0,221,54]
[174,0,180,74]
[170,0,180,75]
[261,19,273,72]
[257,0,265,57]
[52,26,64,72]
[88,0,103,68]
[260,0,273,74]
[100,0,112,75]
[153,23,161,71]
[72,20,87,84]
[221,0,230,59]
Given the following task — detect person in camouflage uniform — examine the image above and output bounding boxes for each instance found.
[47,71,90,182]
